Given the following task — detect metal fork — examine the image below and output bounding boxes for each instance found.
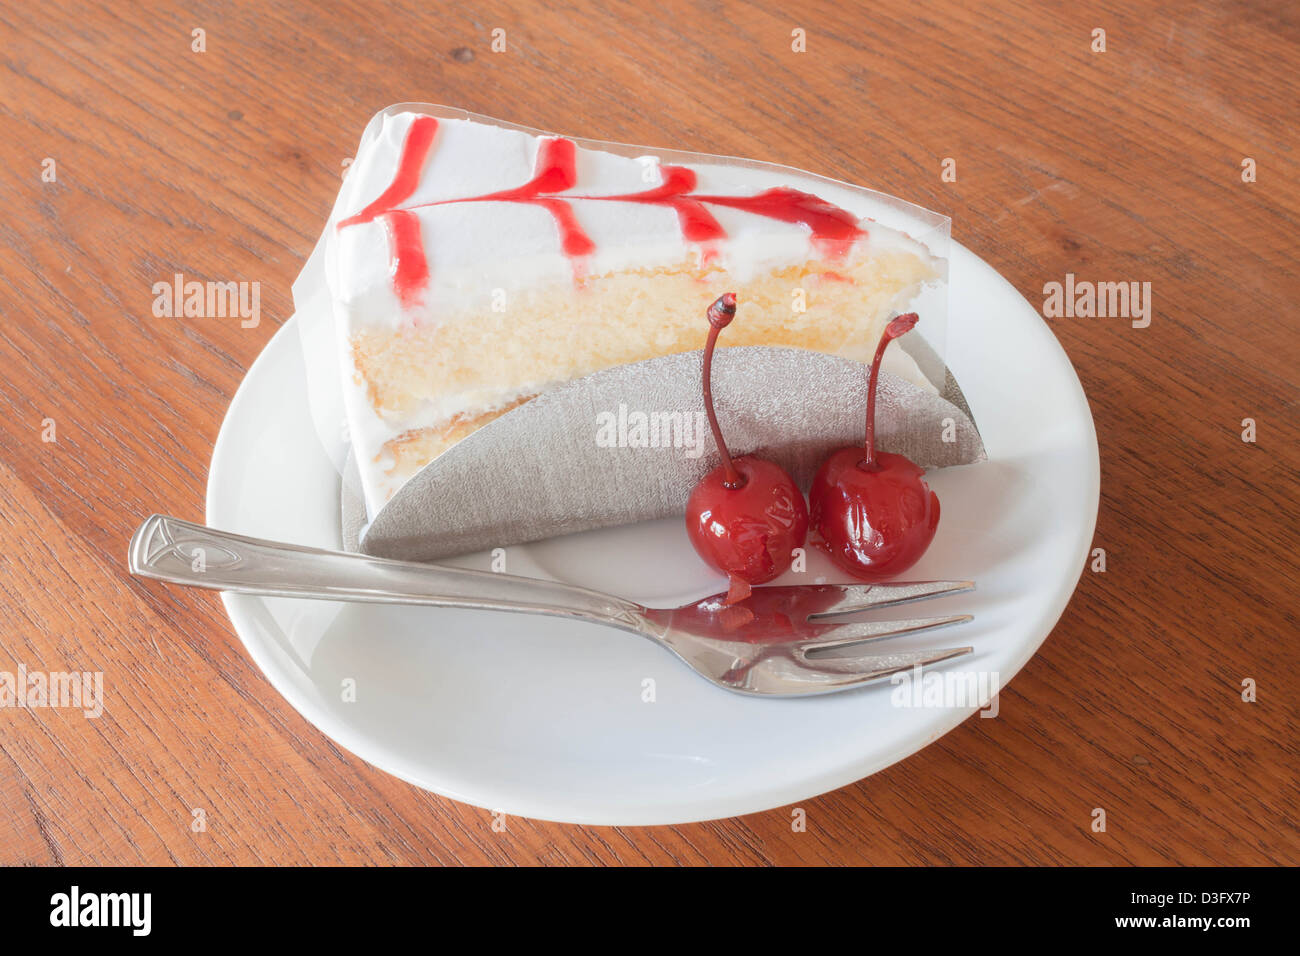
[128,515,975,697]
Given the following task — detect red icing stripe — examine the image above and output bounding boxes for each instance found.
[438,137,596,269]
[337,115,439,228]
[586,166,727,246]
[693,187,866,257]
[534,199,596,259]
[382,210,429,308]
[472,137,581,199]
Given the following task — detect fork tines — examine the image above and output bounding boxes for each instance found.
[804,580,975,621]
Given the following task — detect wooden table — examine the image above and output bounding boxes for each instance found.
[1,0,1295,866]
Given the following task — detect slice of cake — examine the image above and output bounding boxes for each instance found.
[325,109,943,517]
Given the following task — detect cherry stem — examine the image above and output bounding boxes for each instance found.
[703,293,742,488]
[863,312,920,470]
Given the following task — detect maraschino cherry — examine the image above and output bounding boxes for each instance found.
[810,313,939,580]
[685,293,808,600]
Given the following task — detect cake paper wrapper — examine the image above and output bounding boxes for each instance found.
[341,346,984,560]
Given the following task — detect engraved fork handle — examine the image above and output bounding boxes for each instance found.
[128,515,648,630]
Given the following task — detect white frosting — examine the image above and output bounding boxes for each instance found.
[323,111,946,517]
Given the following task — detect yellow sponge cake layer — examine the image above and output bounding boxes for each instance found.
[351,248,935,424]
[356,246,934,489]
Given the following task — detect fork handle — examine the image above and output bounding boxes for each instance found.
[128,515,649,629]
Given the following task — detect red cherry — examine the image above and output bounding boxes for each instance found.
[685,293,808,591]
[687,455,809,589]
[810,313,939,580]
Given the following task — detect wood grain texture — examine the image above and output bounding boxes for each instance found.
[0,0,1296,865]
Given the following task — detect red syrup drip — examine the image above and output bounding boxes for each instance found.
[382,210,429,305]
[336,114,870,306]
[435,138,597,262]
[577,166,727,248]
[693,187,866,259]
[337,115,441,308]
[337,117,439,227]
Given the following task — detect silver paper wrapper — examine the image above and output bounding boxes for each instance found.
[343,346,984,561]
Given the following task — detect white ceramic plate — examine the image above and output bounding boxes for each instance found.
[206,241,1099,825]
